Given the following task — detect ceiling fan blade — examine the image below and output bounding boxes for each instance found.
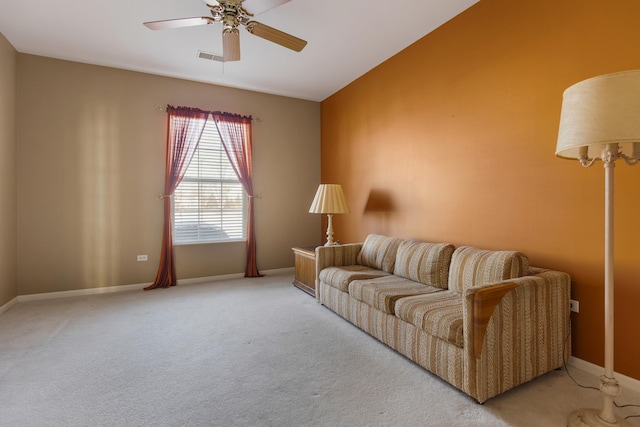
[143,17,214,30]
[241,0,292,16]
[245,21,306,52]
[223,28,241,61]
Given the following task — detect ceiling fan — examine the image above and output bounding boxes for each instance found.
[143,0,307,62]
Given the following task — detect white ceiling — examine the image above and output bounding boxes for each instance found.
[0,0,479,102]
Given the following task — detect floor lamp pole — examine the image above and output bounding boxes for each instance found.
[601,155,618,422]
[569,145,629,427]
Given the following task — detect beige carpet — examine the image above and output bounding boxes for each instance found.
[1,272,639,427]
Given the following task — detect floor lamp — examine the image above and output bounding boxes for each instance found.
[556,70,640,427]
[309,184,350,246]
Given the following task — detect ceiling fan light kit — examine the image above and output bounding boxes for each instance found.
[143,0,306,62]
[222,27,240,61]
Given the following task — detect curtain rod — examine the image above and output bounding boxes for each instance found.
[153,104,262,122]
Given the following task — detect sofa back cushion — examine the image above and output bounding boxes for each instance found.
[357,234,402,273]
[448,246,529,294]
[393,240,455,289]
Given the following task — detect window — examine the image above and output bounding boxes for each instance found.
[172,119,247,244]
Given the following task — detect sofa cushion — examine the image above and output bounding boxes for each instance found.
[393,240,454,289]
[356,234,402,273]
[319,265,391,292]
[348,276,443,314]
[394,291,464,348]
[448,246,529,294]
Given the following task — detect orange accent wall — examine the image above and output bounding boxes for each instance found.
[321,0,640,379]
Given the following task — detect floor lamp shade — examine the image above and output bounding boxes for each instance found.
[309,184,350,246]
[557,70,640,159]
[556,70,640,427]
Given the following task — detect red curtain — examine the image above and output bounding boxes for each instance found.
[145,106,209,290]
[213,112,262,277]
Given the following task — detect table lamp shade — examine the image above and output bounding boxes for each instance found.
[556,70,640,159]
[309,184,350,214]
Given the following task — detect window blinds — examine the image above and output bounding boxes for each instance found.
[172,121,247,243]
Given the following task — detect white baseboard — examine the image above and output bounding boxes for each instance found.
[262,267,295,275]
[177,267,294,286]
[0,296,19,316]
[568,356,640,395]
[17,282,150,302]
[7,267,295,304]
[177,273,244,286]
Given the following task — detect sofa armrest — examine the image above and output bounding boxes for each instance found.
[315,243,363,300]
[315,244,363,296]
[315,243,363,276]
[463,269,570,359]
[462,269,571,402]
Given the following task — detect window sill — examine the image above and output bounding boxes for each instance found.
[174,239,246,246]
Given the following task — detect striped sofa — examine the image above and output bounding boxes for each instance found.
[315,234,570,403]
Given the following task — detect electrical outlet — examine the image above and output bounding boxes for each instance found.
[137,255,148,262]
[570,299,579,313]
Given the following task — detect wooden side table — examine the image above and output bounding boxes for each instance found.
[292,246,317,297]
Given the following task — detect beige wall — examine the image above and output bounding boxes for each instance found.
[321,0,640,379]
[16,54,320,295]
[0,34,17,307]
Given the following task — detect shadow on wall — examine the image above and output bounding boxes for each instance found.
[363,188,396,236]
